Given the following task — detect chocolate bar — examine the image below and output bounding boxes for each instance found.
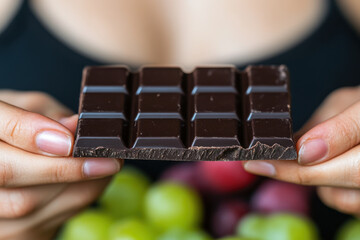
[73,65,297,160]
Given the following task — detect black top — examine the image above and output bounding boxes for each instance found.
[0,1,356,238]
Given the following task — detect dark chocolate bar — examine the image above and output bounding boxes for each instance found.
[73,65,297,160]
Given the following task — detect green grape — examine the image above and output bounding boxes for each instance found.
[109,218,157,240]
[236,214,266,239]
[145,182,203,231]
[99,167,150,219]
[263,213,319,240]
[236,213,318,240]
[158,228,213,240]
[185,231,213,240]
[217,237,255,240]
[336,218,360,240]
[62,210,114,240]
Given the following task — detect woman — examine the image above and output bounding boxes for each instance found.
[0,0,360,239]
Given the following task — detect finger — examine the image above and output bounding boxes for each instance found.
[244,144,360,188]
[297,101,360,165]
[295,86,360,138]
[36,178,111,232]
[0,90,73,120]
[0,178,110,238]
[37,96,73,121]
[317,186,360,215]
[0,141,123,187]
[59,115,79,134]
[0,101,73,156]
[0,184,66,218]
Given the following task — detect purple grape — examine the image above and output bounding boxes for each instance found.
[210,200,250,237]
[251,180,311,216]
[160,163,207,192]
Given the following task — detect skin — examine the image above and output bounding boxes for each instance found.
[0,0,359,239]
[30,0,325,66]
[242,0,360,217]
[244,86,360,217]
[338,0,360,32]
[0,90,123,240]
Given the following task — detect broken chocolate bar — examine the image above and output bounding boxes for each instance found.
[73,65,297,160]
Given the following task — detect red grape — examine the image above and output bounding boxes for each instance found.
[251,180,311,216]
[198,161,257,193]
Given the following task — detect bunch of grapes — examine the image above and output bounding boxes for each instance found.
[59,162,359,240]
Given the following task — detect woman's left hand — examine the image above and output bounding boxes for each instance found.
[0,90,122,240]
[243,86,360,216]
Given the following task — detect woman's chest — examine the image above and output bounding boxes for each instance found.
[31,0,326,65]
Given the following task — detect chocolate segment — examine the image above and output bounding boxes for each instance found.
[191,119,241,147]
[75,119,127,149]
[132,119,184,148]
[131,67,185,149]
[73,65,297,160]
[246,119,294,148]
[75,66,130,150]
[188,67,240,147]
[242,66,293,148]
[80,93,127,119]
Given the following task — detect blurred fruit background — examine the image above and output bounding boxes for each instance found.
[58,162,359,240]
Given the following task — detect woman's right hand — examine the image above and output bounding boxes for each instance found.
[0,90,122,240]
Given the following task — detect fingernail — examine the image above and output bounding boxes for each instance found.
[244,161,276,176]
[298,139,328,165]
[83,158,120,178]
[36,130,72,156]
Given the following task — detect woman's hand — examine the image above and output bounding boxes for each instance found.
[243,86,360,216]
[0,90,122,240]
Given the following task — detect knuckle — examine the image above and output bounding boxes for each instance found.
[0,160,14,187]
[52,160,82,183]
[3,117,23,142]
[294,170,312,186]
[52,162,70,183]
[2,191,35,218]
[336,115,360,148]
